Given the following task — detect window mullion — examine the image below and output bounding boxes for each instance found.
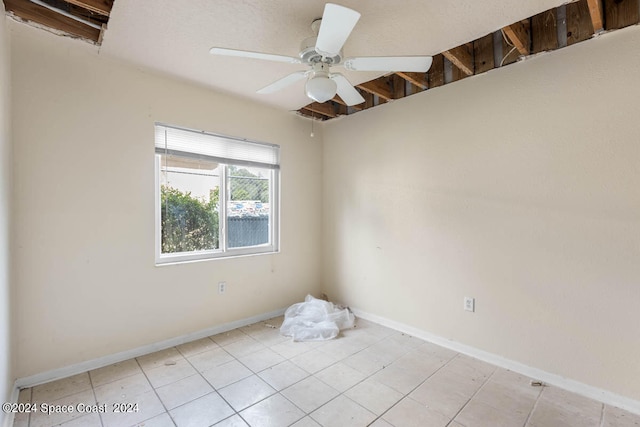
[219,164,228,252]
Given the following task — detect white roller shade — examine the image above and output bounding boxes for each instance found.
[155,124,280,169]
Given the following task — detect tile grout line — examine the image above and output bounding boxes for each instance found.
[86,371,106,427]
[132,357,177,427]
[216,329,285,427]
[443,356,498,427]
[175,336,244,425]
[367,349,461,426]
[27,375,96,427]
[87,363,141,391]
[522,383,546,427]
[228,322,341,426]
[273,327,400,426]
[258,340,354,426]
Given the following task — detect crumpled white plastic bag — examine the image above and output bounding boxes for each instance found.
[280,295,355,342]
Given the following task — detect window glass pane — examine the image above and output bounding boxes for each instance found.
[227,165,271,248]
[159,154,220,253]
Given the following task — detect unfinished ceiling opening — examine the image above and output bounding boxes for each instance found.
[3,0,113,44]
[3,0,640,119]
[298,0,640,121]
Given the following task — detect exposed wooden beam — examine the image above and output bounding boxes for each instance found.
[304,102,337,118]
[395,72,428,90]
[362,91,374,109]
[332,95,363,111]
[567,0,596,45]
[428,54,444,88]
[335,103,348,116]
[502,21,529,55]
[604,0,639,30]
[357,77,393,101]
[473,34,494,74]
[405,81,424,96]
[392,74,405,99]
[299,108,329,120]
[62,0,112,17]
[331,96,346,106]
[4,0,100,42]
[532,9,559,53]
[586,0,604,31]
[442,44,474,76]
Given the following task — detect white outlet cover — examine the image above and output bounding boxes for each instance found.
[464,297,475,312]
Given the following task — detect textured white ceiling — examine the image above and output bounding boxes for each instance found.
[100,0,566,111]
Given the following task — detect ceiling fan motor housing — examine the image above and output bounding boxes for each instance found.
[299,21,343,66]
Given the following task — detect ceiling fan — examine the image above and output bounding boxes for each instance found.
[210,3,433,106]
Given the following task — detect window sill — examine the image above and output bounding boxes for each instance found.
[155,246,279,266]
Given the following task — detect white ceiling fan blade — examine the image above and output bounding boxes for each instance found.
[257,71,308,94]
[343,56,433,72]
[210,47,301,64]
[315,4,361,57]
[331,74,365,106]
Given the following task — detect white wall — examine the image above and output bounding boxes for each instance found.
[10,22,323,378]
[323,27,640,401]
[0,6,14,426]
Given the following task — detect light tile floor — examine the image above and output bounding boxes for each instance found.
[12,316,640,427]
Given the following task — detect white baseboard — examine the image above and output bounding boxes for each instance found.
[351,307,640,416]
[13,307,286,391]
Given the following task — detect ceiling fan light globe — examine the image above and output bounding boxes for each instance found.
[305,75,337,103]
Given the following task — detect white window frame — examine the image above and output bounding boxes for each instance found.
[154,123,280,265]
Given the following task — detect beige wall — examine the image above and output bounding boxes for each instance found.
[10,22,322,378]
[323,27,640,400]
[1,7,14,425]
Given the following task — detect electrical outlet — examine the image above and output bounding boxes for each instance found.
[218,281,226,294]
[464,297,475,312]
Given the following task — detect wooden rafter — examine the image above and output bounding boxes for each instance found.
[335,103,348,116]
[442,44,474,76]
[395,72,428,90]
[362,91,374,109]
[451,59,469,82]
[331,95,363,111]
[62,0,112,17]
[532,9,558,53]
[299,108,328,120]
[304,102,337,118]
[474,34,494,74]
[567,0,595,45]
[604,0,639,30]
[502,21,529,55]
[392,74,405,99]
[586,0,604,31]
[428,54,444,88]
[357,77,393,101]
[331,95,346,106]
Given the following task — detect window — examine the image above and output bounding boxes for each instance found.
[155,123,279,264]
